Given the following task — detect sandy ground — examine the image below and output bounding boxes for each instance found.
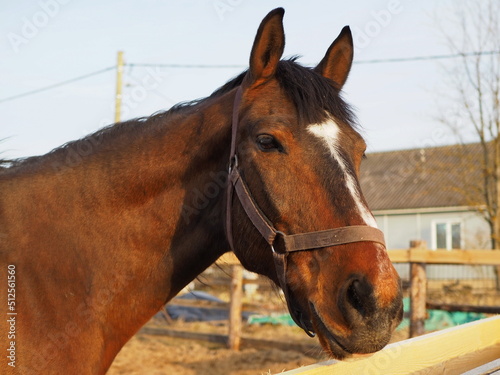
[107,320,409,375]
[108,333,318,375]
[107,319,323,375]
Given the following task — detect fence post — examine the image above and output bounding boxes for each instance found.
[228,264,243,350]
[409,240,427,338]
[114,50,124,123]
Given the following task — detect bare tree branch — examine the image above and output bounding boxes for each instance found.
[435,0,500,249]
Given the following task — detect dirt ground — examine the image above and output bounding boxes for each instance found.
[107,321,408,375]
[107,268,325,375]
[108,331,317,375]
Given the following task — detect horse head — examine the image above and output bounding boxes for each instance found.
[227,8,403,359]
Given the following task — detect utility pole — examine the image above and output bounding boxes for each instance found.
[114,51,124,123]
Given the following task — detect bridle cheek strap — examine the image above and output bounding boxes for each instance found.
[225,87,244,253]
[225,86,386,335]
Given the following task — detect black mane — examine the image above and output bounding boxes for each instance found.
[208,57,356,126]
[276,59,356,126]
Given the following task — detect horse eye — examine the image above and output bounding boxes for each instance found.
[256,134,283,152]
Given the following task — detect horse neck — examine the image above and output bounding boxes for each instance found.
[85,97,234,299]
[1,93,235,372]
[151,101,235,298]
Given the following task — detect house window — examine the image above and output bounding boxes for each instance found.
[433,221,462,250]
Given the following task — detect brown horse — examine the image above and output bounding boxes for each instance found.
[0,8,402,374]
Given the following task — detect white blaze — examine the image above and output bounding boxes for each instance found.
[307,118,378,228]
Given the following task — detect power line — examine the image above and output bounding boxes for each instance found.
[0,63,243,105]
[354,50,500,64]
[0,66,115,104]
[129,50,500,68]
[127,62,246,69]
[1,50,499,105]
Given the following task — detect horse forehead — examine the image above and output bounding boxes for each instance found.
[306,117,344,151]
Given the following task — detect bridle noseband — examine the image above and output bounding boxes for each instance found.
[225,86,386,336]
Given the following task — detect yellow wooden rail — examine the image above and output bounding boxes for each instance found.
[388,249,500,265]
[218,252,240,265]
[279,315,500,375]
[219,249,500,266]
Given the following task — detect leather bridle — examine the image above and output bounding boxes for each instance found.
[225,86,386,336]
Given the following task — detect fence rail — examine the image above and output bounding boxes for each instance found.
[388,248,500,265]
[220,248,500,265]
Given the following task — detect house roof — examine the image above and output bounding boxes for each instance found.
[359,142,486,211]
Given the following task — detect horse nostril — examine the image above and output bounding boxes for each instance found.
[346,280,364,316]
[345,278,375,318]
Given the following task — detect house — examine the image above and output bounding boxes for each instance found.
[360,142,494,282]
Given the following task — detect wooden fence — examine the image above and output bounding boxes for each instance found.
[390,242,500,337]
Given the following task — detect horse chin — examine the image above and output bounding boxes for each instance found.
[309,303,390,360]
[309,304,353,360]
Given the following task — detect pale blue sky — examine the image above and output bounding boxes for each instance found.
[0,0,474,159]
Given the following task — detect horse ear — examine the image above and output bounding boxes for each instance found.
[315,26,353,89]
[245,8,285,87]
